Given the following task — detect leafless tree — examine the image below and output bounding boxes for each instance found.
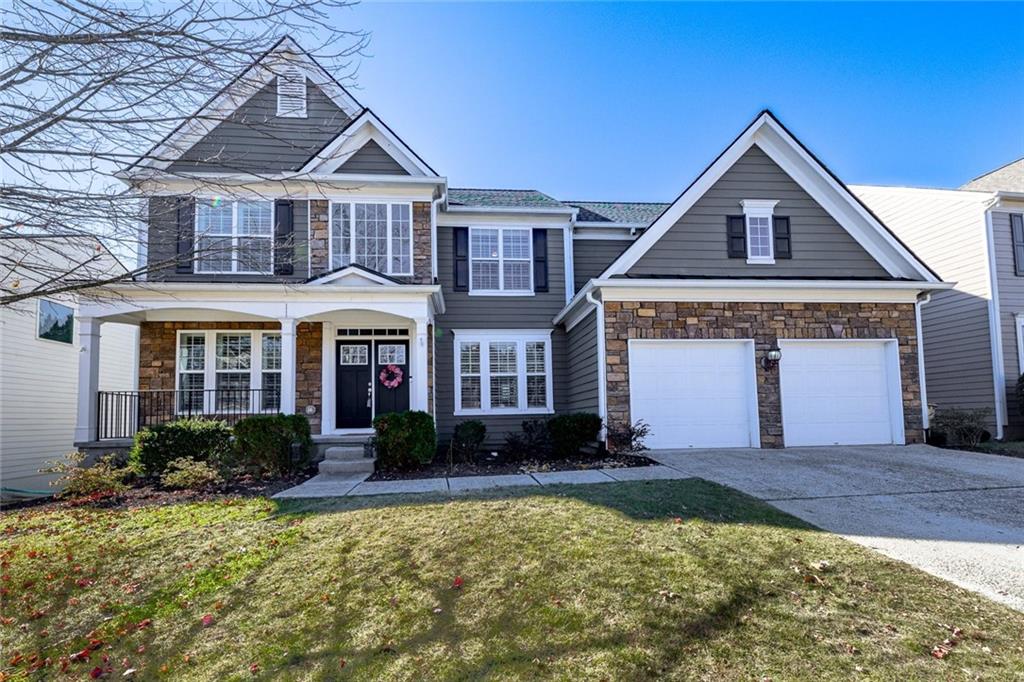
[0,0,368,305]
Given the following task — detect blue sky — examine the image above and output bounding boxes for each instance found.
[340,2,1023,201]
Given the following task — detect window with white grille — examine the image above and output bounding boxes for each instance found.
[454,331,552,414]
[469,227,532,293]
[329,202,414,276]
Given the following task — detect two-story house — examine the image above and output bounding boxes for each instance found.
[73,38,946,460]
[853,159,1024,439]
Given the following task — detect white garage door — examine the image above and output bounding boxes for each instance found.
[629,340,759,449]
[779,340,904,447]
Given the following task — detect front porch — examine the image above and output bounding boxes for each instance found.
[74,274,442,451]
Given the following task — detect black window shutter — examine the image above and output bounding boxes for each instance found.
[726,215,746,258]
[175,197,194,273]
[274,199,295,276]
[1012,214,1024,277]
[533,229,548,292]
[773,216,792,259]
[453,227,469,291]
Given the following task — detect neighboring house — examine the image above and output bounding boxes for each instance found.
[853,159,1024,439]
[72,37,946,462]
[0,236,138,499]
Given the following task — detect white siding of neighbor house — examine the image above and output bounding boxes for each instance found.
[851,185,998,430]
[0,298,138,495]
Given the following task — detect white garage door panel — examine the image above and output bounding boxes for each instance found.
[780,341,902,447]
[629,341,756,449]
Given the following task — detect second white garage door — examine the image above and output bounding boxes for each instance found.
[778,340,904,447]
[628,340,759,449]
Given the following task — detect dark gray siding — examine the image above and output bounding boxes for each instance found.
[168,81,350,173]
[994,210,1024,433]
[146,197,310,282]
[334,140,408,175]
[566,309,599,414]
[573,239,632,291]
[434,225,569,446]
[629,145,890,278]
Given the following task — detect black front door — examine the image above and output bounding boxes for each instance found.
[336,341,372,428]
[374,340,410,417]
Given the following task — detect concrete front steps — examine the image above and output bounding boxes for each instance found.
[318,443,375,476]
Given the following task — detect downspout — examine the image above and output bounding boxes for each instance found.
[586,289,607,442]
[565,209,577,303]
[431,190,446,282]
[915,291,932,435]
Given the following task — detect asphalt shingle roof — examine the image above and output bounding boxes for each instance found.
[961,158,1024,193]
[448,188,565,209]
[564,201,670,225]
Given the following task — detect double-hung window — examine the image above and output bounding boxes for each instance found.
[470,227,532,294]
[195,199,273,274]
[454,331,552,414]
[329,201,413,275]
[740,199,779,264]
[175,330,281,414]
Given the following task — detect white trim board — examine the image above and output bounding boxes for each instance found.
[451,329,555,417]
[598,111,939,284]
[300,110,437,177]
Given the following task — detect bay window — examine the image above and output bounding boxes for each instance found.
[454,331,552,414]
[469,226,532,293]
[195,199,273,274]
[175,330,281,413]
[330,201,413,275]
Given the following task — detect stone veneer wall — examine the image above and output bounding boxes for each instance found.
[137,320,324,434]
[603,301,923,447]
[307,199,433,284]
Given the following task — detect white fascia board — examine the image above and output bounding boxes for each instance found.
[563,300,597,331]
[299,110,436,177]
[437,211,572,228]
[573,227,641,240]
[443,205,576,216]
[306,266,399,287]
[599,112,939,284]
[575,221,649,229]
[133,175,444,200]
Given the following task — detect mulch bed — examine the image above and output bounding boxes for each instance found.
[0,468,318,513]
[367,452,657,482]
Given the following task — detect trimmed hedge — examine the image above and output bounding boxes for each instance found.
[547,413,603,458]
[450,420,486,463]
[233,414,313,475]
[129,418,232,477]
[374,411,436,471]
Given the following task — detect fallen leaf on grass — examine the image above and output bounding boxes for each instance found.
[452,576,464,589]
[200,614,214,627]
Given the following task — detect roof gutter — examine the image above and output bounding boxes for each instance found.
[444,205,577,216]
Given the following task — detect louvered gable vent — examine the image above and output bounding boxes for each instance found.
[276,65,307,118]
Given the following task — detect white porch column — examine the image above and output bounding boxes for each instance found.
[413,317,429,412]
[74,317,102,443]
[279,318,297,414]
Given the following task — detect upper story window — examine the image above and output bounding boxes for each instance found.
[37,299,74,344]
[276,65,307,118]
[740,199,779,264]
[470,226,532,294]
[330,202,413,276]
[1010,213,1024,276]
[195,199,273,274]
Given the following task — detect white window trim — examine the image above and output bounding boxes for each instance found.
[468,225,534,296]
[174,330,281,414]
[327,200,414,276]
[453,329,553,416]
[741,199,779,265]
[36,298,75,346]
[194,200,275,275]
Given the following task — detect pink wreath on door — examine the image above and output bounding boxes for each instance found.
[379,364,404,389]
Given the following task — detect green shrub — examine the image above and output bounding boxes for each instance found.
[1016,374,1024,416]
[373,411,436,471]
[547,413,603,458]
[41,452,130,499]
[503,419,552,462]
[232,414,313,475]
[128,418,232,478]
[607,419,651,456]
[450,420,486,463]
[160,457,223,490]
[931,407,992,447]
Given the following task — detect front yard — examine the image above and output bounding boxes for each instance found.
[2,480,1023,680]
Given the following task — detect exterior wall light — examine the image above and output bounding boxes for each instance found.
[762,346,782,370]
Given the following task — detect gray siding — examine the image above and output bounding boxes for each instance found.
[629,145,890,278]
[565,309,599,414]
[434,225,568,446]
[573,239,632,292]
[335,140,408,175]
[994,210,1024,433]
[146,197,310,282]
[168,81,350,173]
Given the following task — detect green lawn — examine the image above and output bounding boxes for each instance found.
[2,481,1023,681]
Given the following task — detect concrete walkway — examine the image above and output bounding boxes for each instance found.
[272,464,687,499]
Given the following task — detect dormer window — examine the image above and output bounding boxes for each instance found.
[741,199,779,264]
[276,65,307,118]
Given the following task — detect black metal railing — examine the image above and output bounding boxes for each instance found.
[97,389,281,440]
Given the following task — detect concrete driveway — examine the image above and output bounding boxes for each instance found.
[648,444,1024,611]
